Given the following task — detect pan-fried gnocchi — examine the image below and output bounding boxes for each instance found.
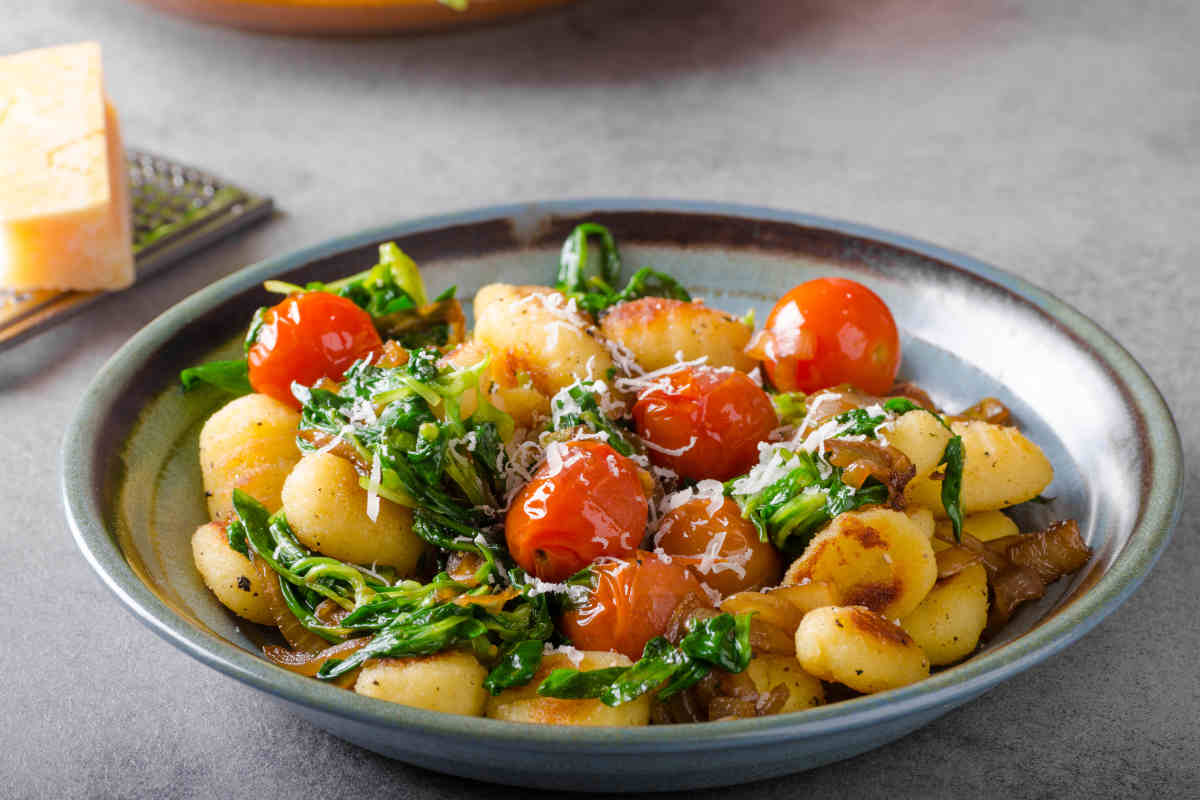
[905,421,1054,515]
[198,392,302,521]
[281,452,425,573]
[900,564,989,665]
[795,605,930,693]
[184,227,1089,725]
[782,508,937,620]
[355,650,488,715]
[600,296,756,373]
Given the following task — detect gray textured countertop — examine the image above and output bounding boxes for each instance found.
[3,1,1196,797]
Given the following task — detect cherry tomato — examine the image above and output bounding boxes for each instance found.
[631,365,777,482]
[747,278,900,396]
[559,552,712,660]
[654,496,783,596]
[505,440,648,582]
[248,292,382,409]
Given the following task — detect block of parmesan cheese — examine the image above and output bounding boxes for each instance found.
[0,42,134,291]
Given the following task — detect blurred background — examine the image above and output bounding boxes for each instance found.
[3,1,1195,797]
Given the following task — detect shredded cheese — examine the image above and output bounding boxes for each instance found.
[365,451,382,522]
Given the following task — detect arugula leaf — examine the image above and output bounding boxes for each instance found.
[549,379,636,456]
[557,222,622,293]
[554,223,691,316]
[484,639,545,695]
[834,408,887,438]
[728,448,890,553]
[536,667,630,700]
[536,613,754,707]
[179,360,252,395]
[941,435,965,541]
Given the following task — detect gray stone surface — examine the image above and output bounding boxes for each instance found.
[1,0,1196,797]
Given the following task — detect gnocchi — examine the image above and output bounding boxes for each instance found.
[783,508,938,620]
[281,452,425,573]
[599,296,756,373]
[190,522,275,625]
[198,392,301,521]
[796,605,930,693]
[355,650,488,715]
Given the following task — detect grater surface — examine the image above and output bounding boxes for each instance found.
[0,151,273,351]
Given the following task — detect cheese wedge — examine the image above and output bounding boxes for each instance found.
[0,42,134,291]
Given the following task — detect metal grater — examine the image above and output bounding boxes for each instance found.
[0,151,273,352]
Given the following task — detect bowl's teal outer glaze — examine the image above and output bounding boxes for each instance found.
[62,201,1183,791]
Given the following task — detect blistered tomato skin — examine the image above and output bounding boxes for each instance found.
[631,366,778,482]
[654,496,783,596]
[247,292,382,409]
[559,552,713,660]
[748,278,900,396]
[505,440,648,582]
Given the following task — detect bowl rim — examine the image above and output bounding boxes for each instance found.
[61,198,1184,751]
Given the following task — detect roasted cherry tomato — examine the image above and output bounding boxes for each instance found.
[505,440,648,582]
[631,365,777,482]
[654,496,783,596]
[747,277,900,396]
[248,292,382,408]
[559,551,712,660]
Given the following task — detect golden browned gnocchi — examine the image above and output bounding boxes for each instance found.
[485,651,651,726]
[473,283,614,397]
[900,563,989,665]
[190,522,275,625]
[281,452,425,573]
[905,420,1054,515]
[198,392,301,521]
[783,507,938,620]
[355,650,488,715]
[599,296,756,372]
[796,605,930,693]
[879,409,953,479]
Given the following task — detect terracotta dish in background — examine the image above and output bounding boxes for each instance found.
[133,0,575,35]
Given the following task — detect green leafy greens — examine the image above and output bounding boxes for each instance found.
[554,222,692,316]
[536,613,753,706]
[179,359,252,395]
[727,448,889,554]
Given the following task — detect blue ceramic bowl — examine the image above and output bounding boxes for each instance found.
[61,201,1183,791]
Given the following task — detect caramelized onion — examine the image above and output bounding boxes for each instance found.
[824,438,915,508]
[935,546,984,580]
[452,587,520,612]
[254,558,330,653]
[888,382,937,411]
[800,386,880,435]
[748,618,798,655]
[297,429,368,472]
[987,565,1046,631]
[664,593,718,645]
[708,696,757,721]
[998,520,1091,584]
[951,397,1012,426]
[263,638,368,689]
[755,683,790,716]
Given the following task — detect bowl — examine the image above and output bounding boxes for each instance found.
[62,200,1183,791]
[132,0,576,35]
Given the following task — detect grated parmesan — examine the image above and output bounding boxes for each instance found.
[365,451,382,522]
